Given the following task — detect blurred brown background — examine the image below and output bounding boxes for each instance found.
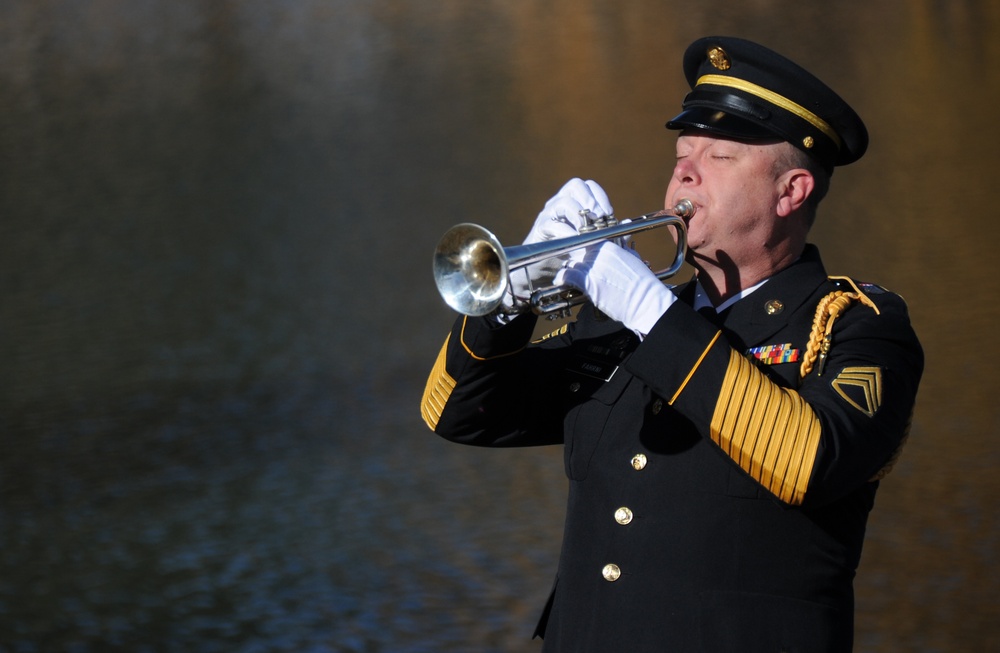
[1,1,998,651]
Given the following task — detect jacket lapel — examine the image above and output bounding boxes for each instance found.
[684,245,830,347]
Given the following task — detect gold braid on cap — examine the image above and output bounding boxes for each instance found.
[696,74,843,150]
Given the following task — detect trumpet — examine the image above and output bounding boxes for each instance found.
[433,199,692,317]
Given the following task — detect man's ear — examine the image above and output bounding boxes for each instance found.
[776,169,815,217]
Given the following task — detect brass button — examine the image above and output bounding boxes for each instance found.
[765,299,784,315]
[614,507,633,525]
[569,382,581,393]
[651,398,663,415]
[631,453,647,471]
[602,563,621,582]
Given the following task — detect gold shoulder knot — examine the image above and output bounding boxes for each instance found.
[799,278,880,379]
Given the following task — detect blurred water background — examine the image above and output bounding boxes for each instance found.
[2,1,998,651]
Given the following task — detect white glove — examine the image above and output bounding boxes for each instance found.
[504,178,615,310]
[553,241,676,337]
[523,178,615,245]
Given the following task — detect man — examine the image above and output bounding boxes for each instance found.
[421,36,923,652]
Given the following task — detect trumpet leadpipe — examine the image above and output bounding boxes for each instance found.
[433,200,693,317]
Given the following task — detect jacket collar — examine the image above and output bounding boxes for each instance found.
[678,244,829,345]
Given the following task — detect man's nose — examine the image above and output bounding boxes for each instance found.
[673,158,700,185]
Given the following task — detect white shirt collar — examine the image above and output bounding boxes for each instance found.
[692,277,769,313]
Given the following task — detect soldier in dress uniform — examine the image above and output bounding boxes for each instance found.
[420,36,923,652]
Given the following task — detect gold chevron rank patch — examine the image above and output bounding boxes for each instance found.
[832,366,882,417]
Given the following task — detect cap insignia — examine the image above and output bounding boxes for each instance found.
[802,136,815,149]
[707,47,731,71]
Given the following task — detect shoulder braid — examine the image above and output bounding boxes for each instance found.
[798,277,880,379]
[798,277,907,482]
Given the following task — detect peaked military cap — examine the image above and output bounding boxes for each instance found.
[667,36,868,171]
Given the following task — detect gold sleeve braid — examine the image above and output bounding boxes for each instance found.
[711,349,822,505]
[870,419,910,481]
[421,317,530,431]
[420,334,456,430]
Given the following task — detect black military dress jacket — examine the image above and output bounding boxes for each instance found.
[421,245,923,652]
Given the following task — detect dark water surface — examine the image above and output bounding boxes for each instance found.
[2,1,998,651]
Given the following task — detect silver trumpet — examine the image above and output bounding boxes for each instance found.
[433,199,692,317]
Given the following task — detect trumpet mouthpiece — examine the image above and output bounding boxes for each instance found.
[673,199,695,218]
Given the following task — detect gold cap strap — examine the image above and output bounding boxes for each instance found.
[696,74,842,149]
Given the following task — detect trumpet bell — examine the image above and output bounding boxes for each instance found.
[433,223,510,316]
